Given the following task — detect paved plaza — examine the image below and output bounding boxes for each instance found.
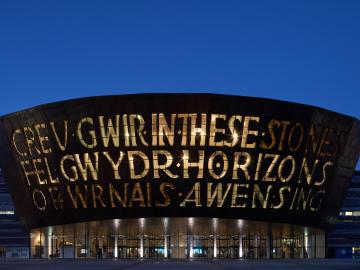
[0,259,360,270]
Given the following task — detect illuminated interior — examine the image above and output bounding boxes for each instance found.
[30,218,325,259]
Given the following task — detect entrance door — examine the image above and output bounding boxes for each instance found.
[192,235,214,258]
[144,237,165,258]
[118,237,140,258]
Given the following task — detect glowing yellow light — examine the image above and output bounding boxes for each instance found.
[188,217,194,227]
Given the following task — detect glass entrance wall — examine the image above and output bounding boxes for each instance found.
[30,218,326,259]
[117,237,140,258]
[242,236,268,259]
[144,236,167,258]
[217,236,239,259]
[192,235,214,258]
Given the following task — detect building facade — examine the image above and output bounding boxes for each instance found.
[328,171,360,258]
[0,94,359,259]
[0,170,29,258]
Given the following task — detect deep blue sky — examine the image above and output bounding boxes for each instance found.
[1,1,359,167]
[1,0,359,116]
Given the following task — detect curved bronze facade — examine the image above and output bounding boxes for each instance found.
[0,94,359,229]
